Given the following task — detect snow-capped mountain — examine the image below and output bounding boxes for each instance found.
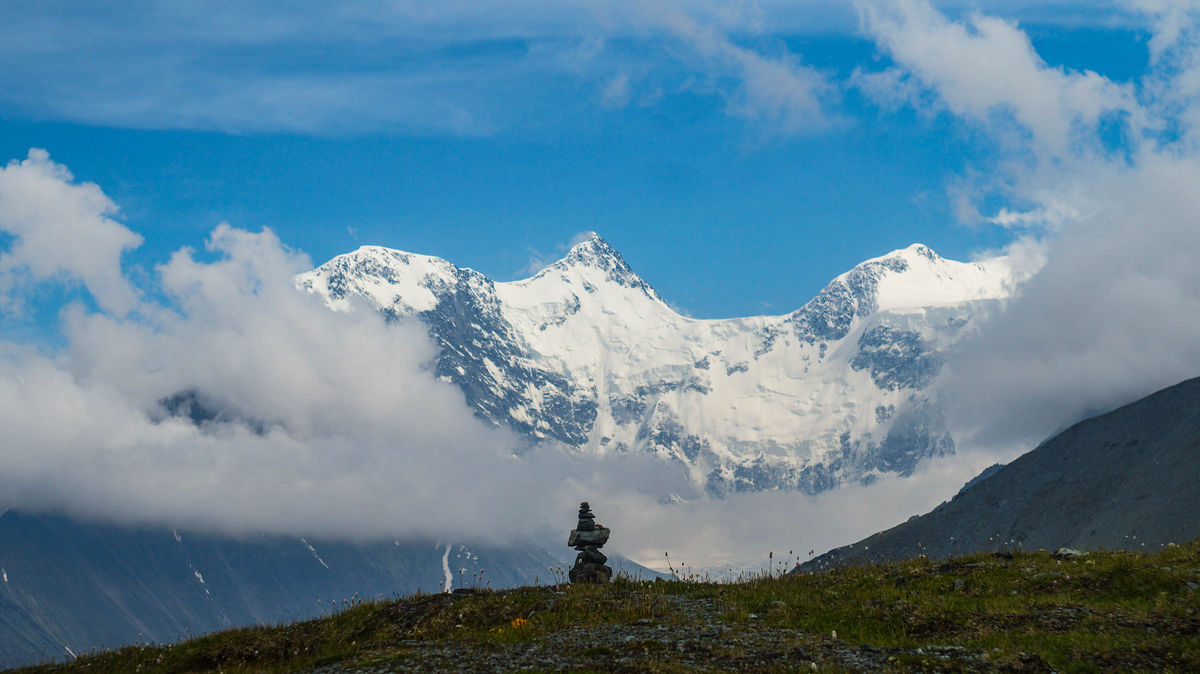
[299,233,1025,495]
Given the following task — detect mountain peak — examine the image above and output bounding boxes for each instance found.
[533,232,662,301]
[859,243,941,269]
[901,243,941,262]
[556,232,626,271]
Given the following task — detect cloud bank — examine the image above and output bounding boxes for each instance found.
[0,153,533,539]
[853,0,1200,455]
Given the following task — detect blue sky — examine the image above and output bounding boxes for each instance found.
[0,0,1155,320]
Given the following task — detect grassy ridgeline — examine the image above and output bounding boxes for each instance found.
[15,540,1200,673]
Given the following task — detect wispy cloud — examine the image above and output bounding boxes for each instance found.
[515,230,595,277]
[601,73,633,108]
[646,5,838,136]
[847,1,1200,457]
[0,1,854,138]
[0,1,1150,139]
[856,0,1141,156]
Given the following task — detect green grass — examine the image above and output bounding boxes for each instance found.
[16,540,1200,673]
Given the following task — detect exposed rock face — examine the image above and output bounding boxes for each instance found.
[800,375,1200,571]
[299,234,1026,495]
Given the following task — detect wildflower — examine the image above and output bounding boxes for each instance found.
[510,617,530,629]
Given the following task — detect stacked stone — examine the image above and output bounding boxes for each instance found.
[567,501,612,584]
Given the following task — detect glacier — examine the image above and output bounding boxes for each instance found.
[298,233,1025,496]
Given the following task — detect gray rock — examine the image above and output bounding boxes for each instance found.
[567,528,610,548]
[568,502,612,584]
[1031,571,1065,582]
[575,548,608,566]
[568,563,613,584]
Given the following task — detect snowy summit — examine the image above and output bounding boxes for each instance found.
[299,234,1027,496]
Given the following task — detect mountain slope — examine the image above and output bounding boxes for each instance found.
[23,542,1200,673]
[0,511,567,668]
[801,375,1200,570]
[299,233,1024,495]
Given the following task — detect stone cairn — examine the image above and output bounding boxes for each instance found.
[567,501,612,583]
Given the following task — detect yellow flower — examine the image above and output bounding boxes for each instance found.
[510,617,530,629]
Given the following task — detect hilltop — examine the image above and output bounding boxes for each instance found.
[13,541,1200,673]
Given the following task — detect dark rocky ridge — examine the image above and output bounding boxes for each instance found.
[801,375,1200,571]
[409,267,596,446]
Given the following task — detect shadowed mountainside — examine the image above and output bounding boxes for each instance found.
[12,542,1200,673]
[0,511,635,668]
[801,375,1200,571]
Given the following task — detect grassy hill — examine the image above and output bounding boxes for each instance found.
[11,541,1200,673]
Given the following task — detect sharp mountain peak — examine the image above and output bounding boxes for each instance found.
[527,232,663,302]
[540,231,629,273]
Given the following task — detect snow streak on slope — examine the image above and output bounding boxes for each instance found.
[299,234,1025,496]
[441,543,452,593]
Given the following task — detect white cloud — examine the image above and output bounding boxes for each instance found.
[851,1,1200,459]
[0,1,1133,139]
[942,151,1200,453]
[851,66,940,114]
[0,215,550,539]
[0,1,844,137]
[0,150,578,541]
[517,230,596,277]
[0,156,810,567]
[856,0,1140,155]
[650,6,836,135]
[984,208,1048,228]
[1130,0,1200,62]
[1125,0,1200,145]
[982,191,1087,230]
[568,230,597,247]
[0,150,143,315]
[605,448,995,573]
[601,73,633,108]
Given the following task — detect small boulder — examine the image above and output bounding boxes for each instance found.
[1053,548,1088,560]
